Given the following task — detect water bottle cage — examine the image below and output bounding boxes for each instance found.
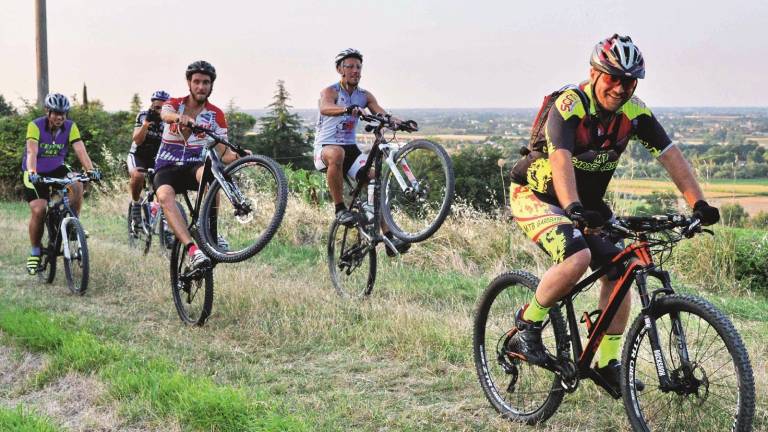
[580,309,602,337]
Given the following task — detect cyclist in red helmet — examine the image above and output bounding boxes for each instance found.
[507,34,720,393]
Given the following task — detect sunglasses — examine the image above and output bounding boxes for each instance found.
[601,74,637,90]
[342,64,362,70]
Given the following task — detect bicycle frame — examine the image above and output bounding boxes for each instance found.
[40,176,88,264]
[544,231,681,398]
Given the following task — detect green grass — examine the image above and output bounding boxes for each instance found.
[0,305,307,432]
[0,195,766,431]
[0,405,61,432]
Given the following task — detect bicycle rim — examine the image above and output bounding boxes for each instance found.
[141,203,152,255]
[127,202,138,248]
[63,218,89,295]
[623,295,755,431]
[381,140,454,243]
[473,271,566,424]
[328,220,376,298]
[199,155,287,263]
[170,240,214,326]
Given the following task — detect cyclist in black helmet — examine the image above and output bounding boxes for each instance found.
[506,35,720,393]
[313,48,410,257]
[155,61,244,269]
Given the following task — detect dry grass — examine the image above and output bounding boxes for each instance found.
[0,191,766,431]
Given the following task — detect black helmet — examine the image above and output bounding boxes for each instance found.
[44,93,71,112]
[590,34,645,79]
[335,48,363,67]
[185,60,217,82]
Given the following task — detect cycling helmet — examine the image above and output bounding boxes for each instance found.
[590,34,645,79]
[335,48,363,67]
[185,60,216,82]
[44,93,71,112]
[150,90,170,101]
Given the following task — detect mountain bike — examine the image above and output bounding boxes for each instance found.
[35,173,94,295]
[328,112,454,297]
[127,168,186,256]
[170,124,288,325]
[473,214,755,431]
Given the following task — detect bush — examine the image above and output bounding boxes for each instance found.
[720,203,748,227]
[733,231,768,296]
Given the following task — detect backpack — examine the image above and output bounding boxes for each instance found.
[510,84,590,185]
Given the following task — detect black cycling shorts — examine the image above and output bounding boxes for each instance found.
[127,151,156,172]
[153,164,202,194]
[22,165,70,203]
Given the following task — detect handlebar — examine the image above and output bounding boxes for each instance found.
[609,214,712,239]
[36,173,92,186]
[359,112,419,133]
[186,123,248,157]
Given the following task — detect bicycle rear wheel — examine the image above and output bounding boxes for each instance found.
[199,155,288,263]
[473,271,568,425]
[127,202,138,249]
[380,139,454,243]
[39,217,58,284]
[62,217,89,295]
[622,294,755,431]
[170,240,214,326]
[328,219,376,298]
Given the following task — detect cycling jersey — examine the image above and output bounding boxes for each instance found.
[520,81,671,208]
[129,110,164,158]
[156,96,228,171]
[314,82,368,147]
[22,117,82,173]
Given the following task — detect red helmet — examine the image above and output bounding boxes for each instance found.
[590,34,645,79]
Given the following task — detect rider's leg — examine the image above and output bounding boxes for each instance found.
[28,199,47,249]
[129,169,145,202]
[68,181,84,216]
[596,274,632,367]
[157,185,192,246]
[321,145,347,212]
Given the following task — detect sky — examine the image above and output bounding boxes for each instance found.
[2,0,766,111]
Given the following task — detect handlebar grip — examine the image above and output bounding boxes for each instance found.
[365,124,375,132]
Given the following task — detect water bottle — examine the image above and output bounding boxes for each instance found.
[364,183,375,222]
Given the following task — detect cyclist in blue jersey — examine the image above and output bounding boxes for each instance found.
[507,35,720,392]
[314,48,409,256]
[22,93,100,275]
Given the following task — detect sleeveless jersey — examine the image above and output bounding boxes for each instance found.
[22,117,82,173]
[314,82,368,147]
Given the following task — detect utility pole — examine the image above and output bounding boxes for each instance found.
[35,0,49,107]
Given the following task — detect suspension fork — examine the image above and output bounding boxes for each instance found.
[208,152,249,212]
[634,269,678,389]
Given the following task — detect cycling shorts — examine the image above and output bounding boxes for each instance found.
[314,144,368,179]
[153,164,202,194]
[127,151,156,172]
[509,185,622,276]
[22,165,70,203]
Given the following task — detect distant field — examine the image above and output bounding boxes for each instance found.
[610,178,768,214]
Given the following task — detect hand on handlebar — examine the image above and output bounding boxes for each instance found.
[565,202,605,232]
[344,104,366,117]
[177,114,196,128]
[693,200,720,226]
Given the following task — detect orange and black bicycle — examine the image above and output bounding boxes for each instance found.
[473,214,755,431]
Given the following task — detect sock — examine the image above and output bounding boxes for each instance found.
[522,294,549,323]
[597,334,622,367]
[30,246,41,256]
[186,243,197,254]
[335,203,346,213]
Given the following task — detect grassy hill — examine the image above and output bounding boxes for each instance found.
[0,191,765,431]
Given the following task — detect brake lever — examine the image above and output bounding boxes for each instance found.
[702,228,714,236]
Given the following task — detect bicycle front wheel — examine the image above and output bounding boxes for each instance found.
[328,219,376,298]
[170,240,214,326]
[622,294,755,432]
[380,139,454,243]
[199,155,288,263]
[62,217,89,295]
[473,271,568,425]
[39,217,58,284]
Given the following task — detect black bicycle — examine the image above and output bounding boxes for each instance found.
[35,173,93,295]
[127,168,186,256]
[473,214,755,431]
[328,112,455,297]
[170,124,288,325]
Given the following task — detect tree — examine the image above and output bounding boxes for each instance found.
[130,93,142,116]
[452,145,508,213]
[252,80,312,170]
[0,94,17,117]
[225,100,257,148]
